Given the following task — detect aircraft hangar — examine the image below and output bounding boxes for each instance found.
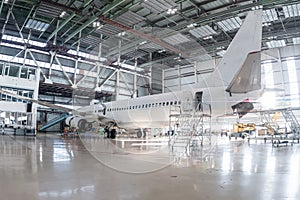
[0,0,300,199]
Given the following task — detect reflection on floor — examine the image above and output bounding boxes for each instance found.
[0,133,299,200]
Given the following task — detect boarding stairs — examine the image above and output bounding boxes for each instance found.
[282,109,300,142]
[39,113,69,131]
[169,101,211,154]
[261,111,280,135]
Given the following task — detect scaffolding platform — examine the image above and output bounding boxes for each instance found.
[169,101,212,155]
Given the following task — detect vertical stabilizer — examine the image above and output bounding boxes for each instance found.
[208,10,263,90]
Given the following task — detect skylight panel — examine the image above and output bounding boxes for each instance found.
[162,33,190,45]
[25,19,50,32]
[189,25,217,38]
[217,17,242,32]
[216,50,226,57]
[266,40,286,48]
[262,9,278,22]
[283,4,300,18]
[292,37,300,45]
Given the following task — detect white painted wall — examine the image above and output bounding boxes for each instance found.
[0,102,27,112]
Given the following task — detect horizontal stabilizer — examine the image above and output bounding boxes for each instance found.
[226,52,261,93]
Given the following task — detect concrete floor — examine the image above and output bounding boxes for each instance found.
[0,134,299,200]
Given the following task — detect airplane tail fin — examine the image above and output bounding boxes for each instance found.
[209,10,263,93]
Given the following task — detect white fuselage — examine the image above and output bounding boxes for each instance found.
[75,10,263,131]
[77,86,260,130]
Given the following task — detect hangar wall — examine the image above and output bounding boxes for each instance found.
[0,41,159,103]
[163,45,300,108]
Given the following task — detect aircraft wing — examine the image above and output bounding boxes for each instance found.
[0,88,75,113]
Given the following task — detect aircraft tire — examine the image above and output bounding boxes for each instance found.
[110,129,116,139]
[137,131,142,138]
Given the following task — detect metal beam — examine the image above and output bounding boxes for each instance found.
[0,0,4,16]
[64,0,127,44]
[64,16,97,44]
[28,50,48,80]
[75,64,97,87]
[106,39,144,57]
[101,0,127,15]
[74,31,81,85]
[139,55,178,68]
[1,0,15,35]
[50,51,74,86]
[119,71,133,96]
[99,16,189,58]
[47,12,76,42]
[98,70,117,88]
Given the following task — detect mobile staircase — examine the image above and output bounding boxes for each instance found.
[39,113,69,132]
[261,111,280,135]
[169,101,211,155]
[280,109,300,145]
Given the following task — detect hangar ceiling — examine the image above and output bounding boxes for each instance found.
[1,0,300,71]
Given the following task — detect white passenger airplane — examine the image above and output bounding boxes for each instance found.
[0,10,263,137]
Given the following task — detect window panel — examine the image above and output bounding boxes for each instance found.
[20,67,28,79]
[9,65,20,77]
[0,63,3,75]
[286,59,299,106]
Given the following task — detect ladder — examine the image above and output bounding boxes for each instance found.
[169,101,211,154]
[261,111,280,135]
[282,109,300,141]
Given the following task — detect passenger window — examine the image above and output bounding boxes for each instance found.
[170,101,173,106]
[174,101,177,105]
[163,102,165,106]
[0,63,3,75]
[166,102,169,106]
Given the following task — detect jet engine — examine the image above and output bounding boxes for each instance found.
[65,116,93,132]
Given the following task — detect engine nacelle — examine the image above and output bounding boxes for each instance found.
[65,116,93,132]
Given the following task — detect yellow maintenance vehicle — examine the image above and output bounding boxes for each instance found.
[230,123,256,139]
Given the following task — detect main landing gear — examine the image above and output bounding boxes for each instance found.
[105,127,117,139]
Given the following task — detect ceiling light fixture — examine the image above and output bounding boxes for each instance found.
[60,11,66,18]
[251,5,263,10]
[187,23,197,28]
[118,32,126,37]
[167,8,177,15]
[139,41,147,45]
[262,22,271,26]
[92,21,101,28]
[203,36,213,40]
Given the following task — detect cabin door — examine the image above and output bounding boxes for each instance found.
[181,91,193,112]
[195,91,203,110]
